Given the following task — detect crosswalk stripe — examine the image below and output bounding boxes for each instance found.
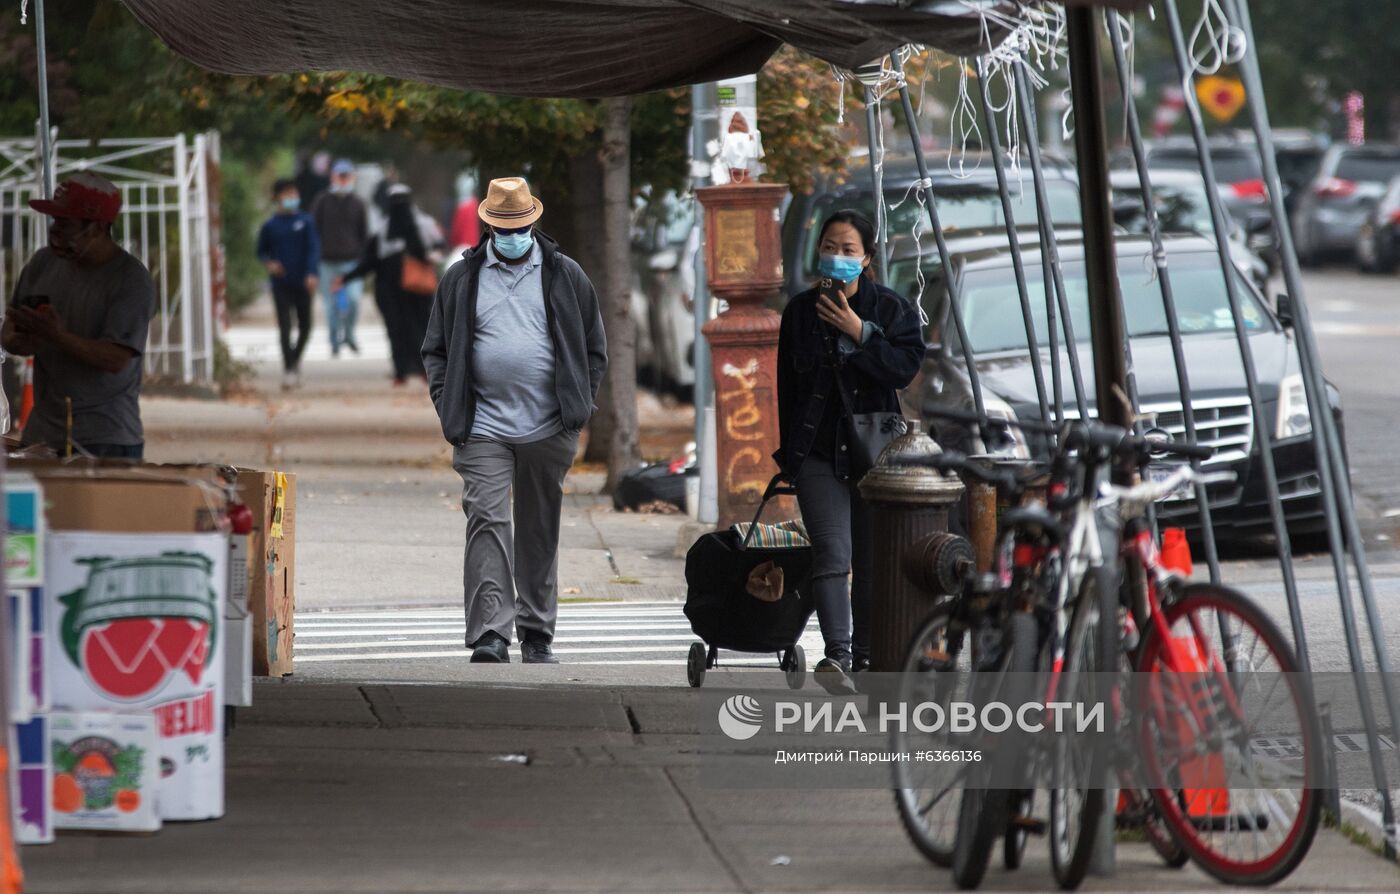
[292,602,822,666]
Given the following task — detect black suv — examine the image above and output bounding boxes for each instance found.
[780,153,1080,299]
[887,231,1342,539]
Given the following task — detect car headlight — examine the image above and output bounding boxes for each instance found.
[1276,373,1312,440]
[980,396,1031,459]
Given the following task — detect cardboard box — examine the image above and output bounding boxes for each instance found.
[46,532,226,821]
[5,474,44,587]
[10,587,51,844]
[236,470,295,677]
[50,711,160,833]
[224,534,253,706]
[7,459,229,534]
[14,714,52,843]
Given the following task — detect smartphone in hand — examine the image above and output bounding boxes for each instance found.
[19,294,50,310]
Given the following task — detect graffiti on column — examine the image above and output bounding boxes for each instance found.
[719,358,769,500]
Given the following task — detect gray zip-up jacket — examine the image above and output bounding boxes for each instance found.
[422,231,607,446]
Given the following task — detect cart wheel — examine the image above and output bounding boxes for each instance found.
[784,644,807,690]
[687,642,707,688]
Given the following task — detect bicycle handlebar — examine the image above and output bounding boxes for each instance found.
[898,450,1043,495]
[921,406,1213,464]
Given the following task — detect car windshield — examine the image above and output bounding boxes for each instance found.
[1150,149,1262,183]
[1114,183,1216,235]
[803,180,1081,274]
[1335,153,1400,184]
[889,250,1271,354]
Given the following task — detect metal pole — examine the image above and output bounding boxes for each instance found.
[1106,15,1223,586]
[1066,10,1131,442]
[862,87,889,281]
[975,58,1050,425]
[34,0,53,197]
[1227,0,1400,850]
[1065,9,1122,875]
[174,133,194,384]
[1014,63,1088,422]
[690,83,716,522]
[1161,0,1310,661]
[890,54,991,441]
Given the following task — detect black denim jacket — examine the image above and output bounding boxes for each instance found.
[774,275,925,481]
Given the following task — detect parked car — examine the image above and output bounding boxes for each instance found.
[780,154,1081,300]
[1355,175,1400,274]
[1109,168,1270,292]
[1272,130,1328,222]
[1292,143,1400,265]
[631,191,697,400]
[1132,140,1275,250]
[888,231,1342,540]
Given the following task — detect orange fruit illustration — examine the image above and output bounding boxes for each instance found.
[53,774,82,813]
[114,789,141,813]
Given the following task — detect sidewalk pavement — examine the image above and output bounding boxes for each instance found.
[22,678,1400,894]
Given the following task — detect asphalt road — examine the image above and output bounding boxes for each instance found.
[1308,265,1400,544]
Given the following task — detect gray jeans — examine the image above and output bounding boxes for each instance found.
[453,429,578,647]
[795,458,873,663]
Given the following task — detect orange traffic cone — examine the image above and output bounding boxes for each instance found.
[1160,527,1192,577]
[1166,634,1229,819]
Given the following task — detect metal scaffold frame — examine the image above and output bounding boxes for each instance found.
[0,132,219,386]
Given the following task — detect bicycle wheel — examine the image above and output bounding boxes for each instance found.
[952,612,1038,890]
[891,605,969,868]
[1133,584,1323,886]
[1049,563,1117,890]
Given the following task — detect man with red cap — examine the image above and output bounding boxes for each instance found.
[1,173,155,458]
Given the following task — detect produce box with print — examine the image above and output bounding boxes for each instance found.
[50,711,160,832]
[46,531,226,821]
[5,474,44,587]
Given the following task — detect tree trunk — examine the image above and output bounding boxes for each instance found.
[599,96,641,493]
[571,143,615,464]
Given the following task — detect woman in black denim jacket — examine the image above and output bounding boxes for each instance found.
[774,210,925,694]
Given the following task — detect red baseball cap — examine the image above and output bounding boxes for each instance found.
[30,172,121,224]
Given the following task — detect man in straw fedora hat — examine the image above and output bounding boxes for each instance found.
[423,176,607,664]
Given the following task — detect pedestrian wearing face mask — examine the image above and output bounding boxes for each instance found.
[422,177,606,665]
[335,183,444,385]
[774,210,925,694]
[1,173,156,458]
[311,159,369,357]
[257,178,321,390]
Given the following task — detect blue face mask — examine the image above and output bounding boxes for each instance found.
[280,196,300,211]
[493,229,534,259]
[818,253,865,283]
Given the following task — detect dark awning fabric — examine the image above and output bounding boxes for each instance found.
[122,0,1146,99]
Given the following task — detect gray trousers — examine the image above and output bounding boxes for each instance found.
[453,429,578,647]
[795,458,873,663]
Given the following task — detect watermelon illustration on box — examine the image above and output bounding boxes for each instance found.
[49,711,159,832]
[46,532,226,821]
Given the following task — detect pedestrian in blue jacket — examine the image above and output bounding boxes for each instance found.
[257,178,320,389]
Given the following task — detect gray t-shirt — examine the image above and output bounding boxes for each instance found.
[470,242,562,444]
[10,248,155,450]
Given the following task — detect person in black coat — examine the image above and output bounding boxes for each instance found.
[335,184,443,384]
[774,210,925,694]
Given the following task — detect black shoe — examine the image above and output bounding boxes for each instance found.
[346,339,361,355]
[469,631,510,663]
[852,654,871,674]
[520,636,559,665]
[815,657,857,695]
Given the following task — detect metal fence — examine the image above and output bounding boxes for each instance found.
[862,0,1398,853]
[0,131,218,385]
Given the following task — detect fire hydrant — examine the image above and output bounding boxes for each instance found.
[857,425,967,674]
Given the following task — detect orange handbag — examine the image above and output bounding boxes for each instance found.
[401,254,438,295]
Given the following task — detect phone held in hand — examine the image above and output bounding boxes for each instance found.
[19,294,50,310]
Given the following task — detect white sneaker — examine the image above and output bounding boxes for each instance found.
[281,371,295,391]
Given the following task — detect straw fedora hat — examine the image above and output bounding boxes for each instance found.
[479,177,544,228]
